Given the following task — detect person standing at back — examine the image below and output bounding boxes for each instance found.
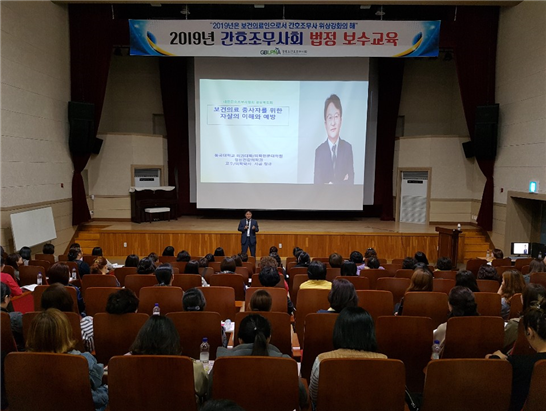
[238,211,259,257]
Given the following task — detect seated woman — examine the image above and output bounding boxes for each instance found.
[259,266,294,315]
[498,269,526,320]
[455,270,480,293]
[154,263,174,286]
[214,247,225,258]
[434,286,479,348]
[487,305,546,411]
[183,288,227,347]
[176,250,191,262]
[436,257,453,271]
[349,251,366,275]
[340,261,357,277]
[300,261,332,290]
[91,247,114,272]
[129,315,208,398]
[524,259,546,284]
[137,257,156,275]
[90,257,120,286]
[47,263,85,314]
[26,308,108,411]
[147,253,159,264]
[5,253,22,282]
[67,247,90,276]
[395,268,433,315]
[478,265,501,284]
[402,257,417,270]
[124,254,139,268]
[105,288,139,315]
[294,251,311,268]
[1,282,23,350]
[250,290,272,312]
[363,256,384,270]
[318,278,359,314]
[309,307,387,405]
[184,260,208,286]
[218,257,236,274]
[42,243,56,261]
[19,246,31,266]
[414,251,429,265]
[213,314,308,407]
[162,246,175,257]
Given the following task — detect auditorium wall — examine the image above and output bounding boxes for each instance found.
[0,1,75,253]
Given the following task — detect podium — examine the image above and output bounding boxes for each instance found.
[436,227,462,267]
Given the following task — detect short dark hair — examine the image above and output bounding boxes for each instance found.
[42,244,55,255]
[477,265,500,283]
[269,246,278,254]
[183,288,206,311]
[448,286,478,317]
[176,250,191,262]
[239,253,248,262]
[19,246,31,261]
[250,290,272,312]
[220,257,236,273]
[137,258,156,274]
[333,307,377,351]
[366,257,380,269]
[147,253,159,263]
[436,257,453,271]
[162,246,175,257]
[214,247,225,257]
[329,253,343,268]
[307,261,327,280]
[183,260,200,274]
[493,248,504,259]
[269,253,282,268]
[259,266,280,287]
[41,283,73,312]
[329,279,359,312]
[402,257,417,270]
[124,254,139,268]
[205,254,215,263]
[92,247,103,256]
[67,249,79,262]
[1,282,11,302]
[154,263,173,286]
[324,94,342,120]
[106,289,139,314]
[414,251,429,265]
[47,263,70,285]
[130,316,181,355]
[349,251,363,264]
[293,247,302,258]
[297,252,310,266]
[232,255,243,267]
[340,261,357,277]
[237,314,271,356]
[455,270,480,293]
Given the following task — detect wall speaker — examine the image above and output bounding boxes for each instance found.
[68,101,95,155]
[462,141,474,158]
[474,104,499,160]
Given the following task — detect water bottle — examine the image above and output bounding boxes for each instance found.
[200,337,210,364]
[152,303,160,316]
[71,268,77,281]
[539,251,543,260]
[431,340,441,360]
[37,272,43,286]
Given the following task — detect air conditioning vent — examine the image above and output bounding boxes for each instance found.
[400,171,428,224]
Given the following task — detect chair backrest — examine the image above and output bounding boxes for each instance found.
[515,258,533,270]
[245,287,287,313]
[168,261,187,272]
[82,255,96,266]
[138,286,184,315]
[508,292,523,319]
[209,273,246,301]
[166,311,223,360]
[22,311,84,352]
[158,255,177,263]
[465,258,487,277]
[289,266,308,277]
[19,265,46,286]
[235,266,250,280]
[476,279,500,293]
[511,318,536,356]
[403,292,449,329]
[242,261,255,274]
[251,273,284,288]
[336,275,370,290]
[113,266,137,286]
[382,264,402,276]
[172,273,201,289]
[85,287,120,316]
[234,311,292,356]
[295,289,330,344]
[108,355,198,411]
[290,273,310,307]
[197,286,237,321]
[212,356,300,411]
[60,261,80,278]
[376,315,434,393]
[209,261,221,272]
[325,267,340,282]
[29,259,51,272]
[491,257,512,267]
[474,292,502,317]
[33,285,79,313]
[58,254,69,262]
[286,256,296,266]
[421,359,512,411]
[361,268,392,289]
[2,265,15,278]
[442,316,505,358]
[433,278,455,295]
[356,290,394,322]
[124,274,158,296]
[376,277,409,308]
[35,254,55,264]
[391,258,405,265]
[1,311,17,353]
[93,312,149,364]
[433,270,458,280]
[530,272,546,288]
[524,360,546,411]
[81,274,119,297]
[317,358,406,411]
[300,313,339,381]
[5,352,96,411]
[395,269,415,280]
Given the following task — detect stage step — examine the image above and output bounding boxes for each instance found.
[462,230,492,262]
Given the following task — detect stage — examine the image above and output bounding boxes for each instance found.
[81,218,485,265]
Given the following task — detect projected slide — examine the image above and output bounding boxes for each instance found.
[200,80,367,186]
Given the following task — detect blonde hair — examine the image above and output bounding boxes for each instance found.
[500,269,526,300]
[406,268,433,292]
[26,308,75,353]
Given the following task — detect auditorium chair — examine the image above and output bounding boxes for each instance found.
[515,258,533,271]
[172,273,202,289]
[432,278,455,295]
[94,312,149,364]
[375,277,410,310]
[402,292,449,329]
[356,290,394,321]
[113,266,137,287]
[509,292,523,319]
[395,269,414,280]
[300,313,339,381]
[376,315,434,393]
[496,266,514,277]
[391,258,405,265]
[251,273,284,288]
[124,274,158,296]
[81,274,119,297]
[433,270,458,280]
[242,261,255,274]
[166,311,223,360]
[316,358,406,411]
[474,292,502,317]
[289,266,309,277]
[197,286,237,320]
[29,259,51,272]
[325,267,340,282]
[169,261,187,272]
[442,316,504,358]
[212,357,303,411]
[382,263,402,276]
[286,256,296,266]
[245,287,287,312]
[209,273,246,301]
[378,258,387,265]
[476,279,500,293]
[336,275,370,290]
[235,311,292,356]
[312,257,329,263]
[33,285,79,313]
[22,311,84,352]
[491,257,512,267]
[1,264,15,279]
[521,265,530,275]
[158,255,177,263]
[60,261,80,279]
[286,261,297,272]
[34,253,55,264]
[421,359,512,411]
[465,258,487,277]
[58,254,69,262]
[290,274,310,307]
[524,360,546,411]
[235,266,250,281]
[511,319,536,356]
[19,265,46,286]
[247,256,256,266]
[295,289,330,344]
[108,355,198,411]
[209,261,221,272]
[530,272,546,288]
[361,268,392,289]
[84,287,120,316]
[5,352,96,411]
[138,286,184,315]
[1,311,17,354]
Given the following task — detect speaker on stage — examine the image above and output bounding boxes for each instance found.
[68,101,95,155]
[473,104,499,160]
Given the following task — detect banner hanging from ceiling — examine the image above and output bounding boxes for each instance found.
[129,20,440,58]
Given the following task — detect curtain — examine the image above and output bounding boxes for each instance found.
[69,4,114,225]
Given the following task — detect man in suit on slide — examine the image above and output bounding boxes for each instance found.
[238,210,259,257]
[314,94,355,185]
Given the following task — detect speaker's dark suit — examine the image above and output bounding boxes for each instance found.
[313,138,354,184]
[238,218,259,257]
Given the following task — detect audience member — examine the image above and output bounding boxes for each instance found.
[329,253,343,269]
[46,263,85,314]
[395,268,433,315]
[293,247,303,259]
[0,282,23,349]
[294,252,311,268]
[300,261,332,290]
[349,251,366,275]
[478,265,501,283]
[214,247,225,257]
[124,254,139,268]
[26,308,108,411]
[318,279,359,313]
[524,259,546,284]
[364,256,384,270]
[162,246,175,257]
[91,247,114,271]
[147,252,159,264]
[493,248,504,259]
[42,243,55,259]
[184,260,208,286]
[219,257,236,273]
[455,270,480,292]
[105,288,139,314]
[269,246,278,254]
[19,246,31,266]
[309,307,386,404]
[90,257,108,275]
[5,253,22,281]
[232,255,243,267]
[498,269,526,320]
[155,263,174,286]
[402,257,417,270]
[137,257,156,275]
[182,288,227,347]
[340,261,357,277]
[176,250,191,262]
[1,256,22,297]
[414,251,429,265]
[250,289,272,312]
[436,257,453,271]
[205,253,215,263]
[238,253,248,263]
[364,248,377,261]
[258,266,294,314]
[68,247,90,276]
